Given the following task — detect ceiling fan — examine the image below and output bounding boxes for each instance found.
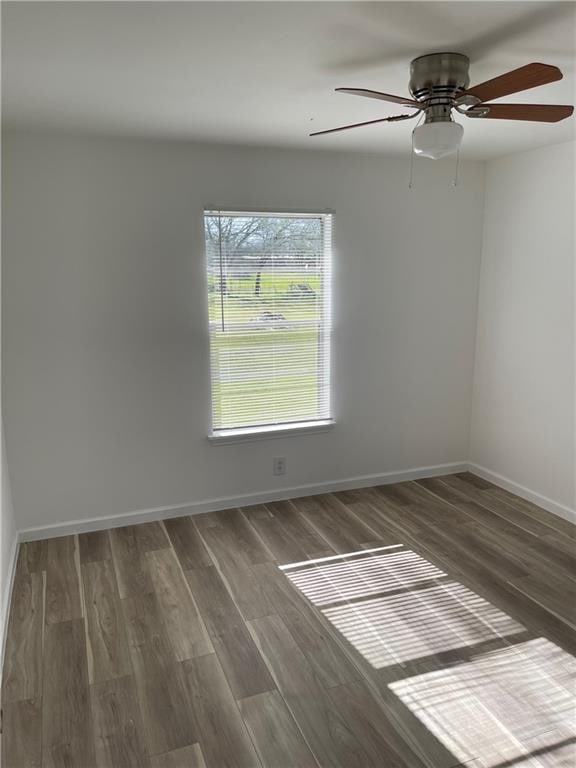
[310,53,574,159]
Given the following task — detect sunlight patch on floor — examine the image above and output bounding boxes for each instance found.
[284,548,446,606]
[391,638,576,767]
[321,582,524,667]
[281,545,576,767]
[284,546,524,666]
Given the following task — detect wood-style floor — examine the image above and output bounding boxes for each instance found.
[2,472,575,767]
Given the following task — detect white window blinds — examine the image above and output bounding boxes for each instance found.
[205,210,333,436]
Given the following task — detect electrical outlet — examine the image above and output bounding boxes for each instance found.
[273,456,286,476]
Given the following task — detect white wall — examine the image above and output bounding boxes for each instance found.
[470,141,575,515]
[2,132,485,532]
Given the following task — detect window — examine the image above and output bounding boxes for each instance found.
[205,210,333,438]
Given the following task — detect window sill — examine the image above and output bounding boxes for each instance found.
[208,419,335,445]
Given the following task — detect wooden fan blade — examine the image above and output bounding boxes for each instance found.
[310,113,418,136]
[336,88,419,108]
[461,63,563,103]
[472,103,574,122]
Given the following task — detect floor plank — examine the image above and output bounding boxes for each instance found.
[334,490,402,547]
[370,677,463,768]
[422,475,576,559]
[249,613,389,767]
[372,482,414,508]
[181,653,261,768]
[131,522,171,551]
[266,499,337,560]
[508,574,576,629]
[334,488,411,540]
[42,619,95,768]
[197,528,278,620]
[463,508,576,588]
[444,475,574,545]
[536,532,576,579]
[109,525,156,599]
[411,504,574,626]
[351,489,576,654]
[16,540,46,575]
[242,501,332,565]
[79,530,112,564]
[185,566,275,699]
[196,507,273,565]
[292,493,379,554]
[1,698,42,768]
[91,675,151,768]
[184,565,242,636]
[326,679,428,768]
[487,484,576,538]
[122,591,197,755]
[266,553,393,686]
[44,535,82,624]
[163,516,212,570]
[415,477,576,580]
[239,689,319,768]
[2,557,43,702]
[457,471,576,536]
[146,547,212,661]
[281,607,360,688]
[150,743,207,768]
[82,558,132,684]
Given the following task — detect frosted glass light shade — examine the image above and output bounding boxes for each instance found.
[413,121,463,159]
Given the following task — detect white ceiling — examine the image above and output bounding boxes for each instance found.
[3,1,575,159]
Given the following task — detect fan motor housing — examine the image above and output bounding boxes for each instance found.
[409,52,470,104]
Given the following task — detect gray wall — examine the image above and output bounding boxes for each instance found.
[2,132,485,530]
[470,141,575,514]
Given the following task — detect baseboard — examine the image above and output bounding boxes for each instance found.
[18,461,467,542]
[16,458,575,542]
[0,532,20,686]
[467,463,576,525]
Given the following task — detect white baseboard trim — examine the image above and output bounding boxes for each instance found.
[1,532,21,685]
[18,461,467,542]
[468,463,576,525]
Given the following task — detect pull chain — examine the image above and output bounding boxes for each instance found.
[408,131,415,189]
[453,149,460,187]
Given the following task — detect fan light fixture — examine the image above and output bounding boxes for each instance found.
[412,121,463,159]
[311,54,574,159]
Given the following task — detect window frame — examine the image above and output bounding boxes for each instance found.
[203,206,336,443]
